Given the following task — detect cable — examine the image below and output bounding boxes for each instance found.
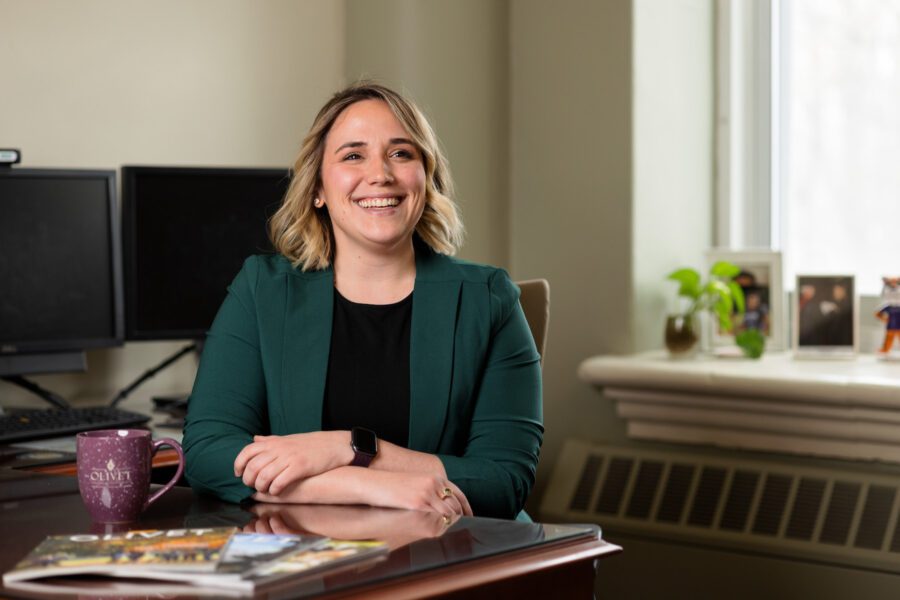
[109,343,198,407]
[1,375,71,410]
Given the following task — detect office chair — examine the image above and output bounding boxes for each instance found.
[517,279,550,364]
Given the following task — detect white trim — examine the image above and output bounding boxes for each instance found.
[578,352,900,464]
[714,0,733,248]
[715,0,774,249]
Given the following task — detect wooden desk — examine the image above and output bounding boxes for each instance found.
[26,447,182,476]
[0,470,621,599]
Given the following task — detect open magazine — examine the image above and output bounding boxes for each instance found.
[3,527,388,594]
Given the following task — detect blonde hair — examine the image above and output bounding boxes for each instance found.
[270,82,464,271]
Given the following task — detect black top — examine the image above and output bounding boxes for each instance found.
[321,289,412,448]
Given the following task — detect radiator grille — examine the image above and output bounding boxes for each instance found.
[786,478,826,540]
[541,440,900,573]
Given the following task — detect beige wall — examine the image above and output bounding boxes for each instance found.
[509,0,637,513]
[345,0,510,267]
[1,0,345,406]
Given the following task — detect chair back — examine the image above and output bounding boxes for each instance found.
[517,279,550,365]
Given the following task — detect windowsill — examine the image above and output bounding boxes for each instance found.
[578,351,900,464]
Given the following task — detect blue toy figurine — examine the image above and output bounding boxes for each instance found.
[876,277,900,354]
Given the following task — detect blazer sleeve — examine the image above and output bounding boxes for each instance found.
[182,256,265,504]
[437,270,544,519]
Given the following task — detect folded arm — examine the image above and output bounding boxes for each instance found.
[438,271,544,519]
[251,466,471,516]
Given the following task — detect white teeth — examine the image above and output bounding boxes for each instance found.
[357,197,400,208]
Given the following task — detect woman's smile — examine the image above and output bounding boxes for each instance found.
[354,195,402,209]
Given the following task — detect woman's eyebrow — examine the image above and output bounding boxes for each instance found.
[335,141,365,154]
[334,138,416,154]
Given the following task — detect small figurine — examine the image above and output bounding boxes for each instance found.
[875,276,900,355]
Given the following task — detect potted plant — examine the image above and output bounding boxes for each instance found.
[666,261,765,358]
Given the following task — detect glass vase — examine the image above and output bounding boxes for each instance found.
[665,313,699,357]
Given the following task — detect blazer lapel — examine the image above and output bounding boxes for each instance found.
[409,256,461,452]
[280,270,333,434]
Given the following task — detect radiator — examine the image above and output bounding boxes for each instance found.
[540,439,900,574]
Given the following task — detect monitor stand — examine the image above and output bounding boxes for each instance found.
[0,351,84,410]
[0,351,86,378]
[1,375,71,409]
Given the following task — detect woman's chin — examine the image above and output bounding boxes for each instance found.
[356,229,417,253]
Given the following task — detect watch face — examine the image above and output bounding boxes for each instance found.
[352,427,378,455]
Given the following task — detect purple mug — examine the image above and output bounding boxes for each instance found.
[76,429,184,523]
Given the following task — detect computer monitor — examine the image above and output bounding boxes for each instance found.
[122,166,289,341]
[0,168,124,377]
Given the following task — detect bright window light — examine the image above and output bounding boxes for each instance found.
[779,0,900,294]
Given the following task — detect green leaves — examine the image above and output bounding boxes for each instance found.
[710,261,741,279]
[728,281,746,314]
[708,280,734,332]
[736,329,765,359]
[667,268,701,299]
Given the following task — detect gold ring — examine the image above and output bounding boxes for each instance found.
[440,487,453,499]
[442,514,452,525]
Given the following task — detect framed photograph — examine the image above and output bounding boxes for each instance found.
[794,274,857,358]
[705,249,784,352]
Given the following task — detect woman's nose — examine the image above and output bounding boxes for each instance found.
[367,159,395,184]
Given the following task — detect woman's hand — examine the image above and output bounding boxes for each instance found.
[368,472,473,517]
[251,468,473,517]
[233,431,353,495]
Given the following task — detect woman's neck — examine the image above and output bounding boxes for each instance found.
[332,241,416,305]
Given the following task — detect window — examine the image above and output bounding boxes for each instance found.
[718,0,900,295]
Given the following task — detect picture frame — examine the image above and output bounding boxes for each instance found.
[793,274,857,358]
[705,249,784,353]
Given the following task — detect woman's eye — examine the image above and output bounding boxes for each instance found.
[391,149,414,159]
[342,152,362,161]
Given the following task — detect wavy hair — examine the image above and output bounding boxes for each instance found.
[269,82,464,271]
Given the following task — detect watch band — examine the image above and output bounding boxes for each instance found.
[350,450,375,468]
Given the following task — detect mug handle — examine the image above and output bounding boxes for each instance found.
[144,437,186,510]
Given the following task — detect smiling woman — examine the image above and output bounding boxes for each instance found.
[182,82,544,520]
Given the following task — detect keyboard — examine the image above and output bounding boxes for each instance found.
[0,407,151,444]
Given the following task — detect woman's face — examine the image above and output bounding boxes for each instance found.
[319,99,427,258]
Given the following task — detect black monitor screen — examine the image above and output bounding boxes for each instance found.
[122,166,289,340]
[0,169,123,354]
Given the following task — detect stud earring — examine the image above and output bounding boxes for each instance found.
[314,198,323,208]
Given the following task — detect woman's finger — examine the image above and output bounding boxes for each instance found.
[234,441,268,475]
[242,453,278,489]
[448,482,473,516]
[253,460,286,494]
[268,466,298,496]
[442,494,464,516]
[430,486,458,516]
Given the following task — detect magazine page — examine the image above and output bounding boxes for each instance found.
[216,532,328,575]
[251,539,388,586]
[3,527,236,584]
[4,575,249,598]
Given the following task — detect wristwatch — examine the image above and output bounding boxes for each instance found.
[350,427,378,467]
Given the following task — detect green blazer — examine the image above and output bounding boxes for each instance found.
[183,246,543,519]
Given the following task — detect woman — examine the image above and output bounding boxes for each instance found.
[183,83,543,520]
